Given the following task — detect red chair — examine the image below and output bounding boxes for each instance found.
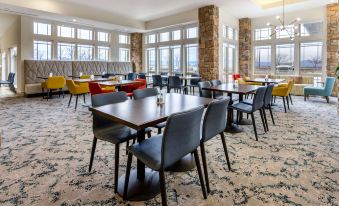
[89,82,115,96]
[133,78,147,90]
[120,79,147,98]
[232,74,241,81]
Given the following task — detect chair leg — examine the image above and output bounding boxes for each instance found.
[326,96,329,103]
[193,150,207,199]
[262,108,269,131]
[304,94,306,101]
[75,95,79,110]
[250,113,258,141]
[289,94,293,105]
[282,97,287,113]
[147,131,151,138]
[236,111,240,125]
[47,90,50,101]
[68,94,73,107]
[83,94,86,103]
[89,137,97,172]
[123,153,133,200]
[62,90,65,98]
[286,96,290,110]
[126,140,130,155]
[259,109,267,133]
[200,143,210,193]
[220,132,231,171]
[157,128,162,134]
[159,168,168,206]
[268,104,275,125]
[114,144,120,193]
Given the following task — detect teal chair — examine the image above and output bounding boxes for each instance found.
[304,77,336,103]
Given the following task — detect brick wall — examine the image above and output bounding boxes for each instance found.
[130,33,143,73]
[198,5,219,81]
[239,18,252,77]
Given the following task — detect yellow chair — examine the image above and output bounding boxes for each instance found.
[78,75,91,87]
[41,76,66,100]
[66,79,90,110]
[272,79,295,112]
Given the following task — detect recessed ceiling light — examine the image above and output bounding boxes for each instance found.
[72,19,77,22]
[330,0,336,3]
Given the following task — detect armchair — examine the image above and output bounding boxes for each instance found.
[304,77,336,103]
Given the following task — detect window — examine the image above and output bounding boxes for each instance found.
[98,32,109,42]
[33,41,52,60]
[276,44,294,73]
[171,46,181,74]
[146,48,156,73]
[77,45,93,60]
[222,25,227,37]
[119,34,129,44]
[97,46,110,61]
[187,27,198,39]
[255,28,271,40]
[57,43,75,60]
[172,30,181,41]
[33,22,51,36]
[147,34,156,44]
[186,44,198,73]
[57,25,75,38]
[77,29,93,40]
[300,42,322,73]
[301,22,323,37]
[276,25,294,39]
[159,32,170,42]
[227,27,234,40]
[119,48,130,62]
[227,44,235,73]
[254,45,271,73]
[159,47,170,73]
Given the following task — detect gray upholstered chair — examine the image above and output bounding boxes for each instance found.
[198,81,213,98]
[211,79,223,99]
[123,106,207,205]
[200,98,231,193]
[231,86,267,141]
[90,92,151,193]
[133,88,158,99]
[152,75,167,90]
[168,76,188,94]
[187,73,201,95]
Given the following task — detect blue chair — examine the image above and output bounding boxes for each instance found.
[127,73,137,80]
[304,77,336,103]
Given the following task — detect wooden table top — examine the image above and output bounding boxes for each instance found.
[202,83,260,95]
[97,80,139,86]
[245,78,285,84]
[90,93,213,130]
[145,75,201,80]
[73,78,111,83]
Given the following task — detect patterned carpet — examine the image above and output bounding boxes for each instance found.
[0,90,338,206]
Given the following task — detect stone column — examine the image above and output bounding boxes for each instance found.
[198,5,219,81]
[130,33,143,73]
[327,3,339,98]
[239,18,252,77]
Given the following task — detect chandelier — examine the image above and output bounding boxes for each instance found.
[266,0,301,40]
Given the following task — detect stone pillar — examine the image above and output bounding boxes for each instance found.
[326,3,339,97]
[239,18,252,77]
[198,5,219,81]
[130,33,143,73]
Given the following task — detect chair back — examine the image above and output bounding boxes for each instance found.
[133,78,147,90]
[211,79,223,98]
[9,73,15,83]
[198,81,213,98]
[66,80,77,94]
[152,75,163,87]
[46,76,65,89]
[286,79,295,94]
[202,98,230,142]
[174,73,183,77]
[232,74,241,80]
[323,77,336,96]
[161,106,204,168]
[133,88,158,99]
[127,73,137,80]
[168,76,181,89]
[138,73,146,79]
[160,72,168,76]
[91,92,128,129]
[252,86,267,111]
[89,82,104,95]
[190,73,201,86]
[80,75,91,79]
[264,84,274,106]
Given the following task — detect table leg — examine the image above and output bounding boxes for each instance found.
[117,129,160,201]
[225,93,243,133]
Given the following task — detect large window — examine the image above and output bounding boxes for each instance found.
[57,43,75,60]
[119,34,129,44]
[254,45,271,73]
[186,44,198,73]
[97,46,110,61]
[159,32,170,42]
[300,42,322,74]
[301,22,323,37]
[255,28,271,40]
[276,44,294,74]
[172,30,181,41]
[146,48,156,73]
[223,43,236,82]
[159,47,170,73]
[171,46,181,74]
[57,25,75,38]
[227,27,234,40]
[33,22,51,36]
[77,45,93,60]
[276,25,294,39]
[33,41,52,60]
[147,34,156,44]
[187,27,198,39]
[77,29,93,40]
[97,32,109,42]
[119,48,130,62]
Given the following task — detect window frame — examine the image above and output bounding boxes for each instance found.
[33,40,52,60]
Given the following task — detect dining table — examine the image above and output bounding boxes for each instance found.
[202,83,261,133]
[245,78,285,85]
[97,80,139,87]
[73,77,111,84]
[89,93,213,201]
